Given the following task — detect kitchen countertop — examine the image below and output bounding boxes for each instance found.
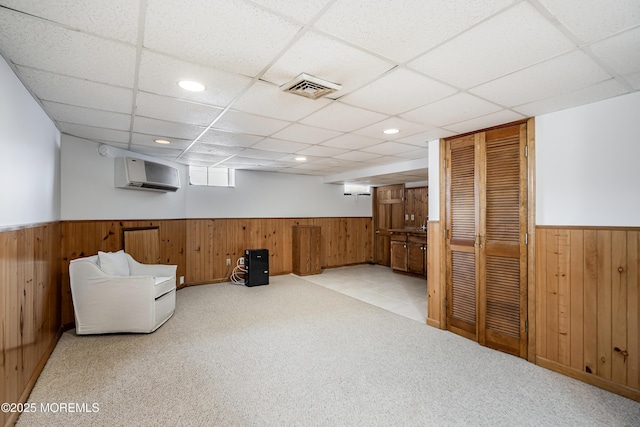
[388,228,427,235]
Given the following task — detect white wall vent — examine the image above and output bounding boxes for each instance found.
[115,157,181,192]
[280,73,342,99]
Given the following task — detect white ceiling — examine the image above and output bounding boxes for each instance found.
[0,0,638,185]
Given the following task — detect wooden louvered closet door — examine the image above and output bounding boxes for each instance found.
[478,124,527,357]
[445,134,479,341]
[445,122,528,358]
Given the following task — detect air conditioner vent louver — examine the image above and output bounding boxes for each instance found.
[280,73,341,100]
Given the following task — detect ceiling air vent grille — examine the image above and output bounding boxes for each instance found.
[280,73,342,100]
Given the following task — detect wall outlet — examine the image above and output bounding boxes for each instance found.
[226,259,231,266]
[411,214,415,221]
[405,214,409,220]
[239,257,244,265]
[179,276,184,285]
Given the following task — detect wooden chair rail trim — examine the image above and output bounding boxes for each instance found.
[536,225,640,231]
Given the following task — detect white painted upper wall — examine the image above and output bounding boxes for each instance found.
[536,91,640,226]
[61,136,188,220]
[61,135,371,220]
[0,55,60,227]
[428,139,440,221]
[186,169,372,218]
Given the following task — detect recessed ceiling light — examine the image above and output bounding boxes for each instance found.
[383,128,400,135]
[177,80,205,92]
[154,139,171,145]
[295,156,307,161]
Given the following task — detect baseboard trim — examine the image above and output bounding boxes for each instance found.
[536,356,640,402]
[426,318,441,328]
[7,327,64,427]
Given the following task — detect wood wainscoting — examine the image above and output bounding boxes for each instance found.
[427,220,443,328]
[0,223,62,427]
[536,226,640,401]
[61,217,372,326]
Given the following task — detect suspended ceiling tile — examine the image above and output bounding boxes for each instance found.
[400,93,502,128]
[590,26,640,76]
[626,71,640,90]
[353,117,427,140]
[133,117,206,140]
[361,141,418,156]
[300,102,388,132]
[136,92,223,127]
[180,151,229,164]
[342,68,457,115]
[16,67,133,114]
[321,134,384,150]
[333,151,382,162]
[296,145,349,157]
[131,133,193,150]
[314,0,517,62]
[0,0,140,43]
[238,148,290,160]
[251,138,313,153]
[42,101,131,131]
[58,122,130,144]
[396,129,454,146]
[513,79,630,117]
[212,110,291,136]
[469,50,612,107]
[145,0,301,76]
[394,147,429,159]
[443,110,526,135]
[409,2,576,89]
[129,144,184,158]
[537,0,640,43]
[198,129,263,147]
[261,31,394,95]
[233,80,330,121]
[251,0,333,23]
[188,142,245,157]
[271,123,342,144]
[138,51,252,108]
[0,10,136,87]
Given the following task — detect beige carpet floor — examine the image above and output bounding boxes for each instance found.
[17,274,640,426]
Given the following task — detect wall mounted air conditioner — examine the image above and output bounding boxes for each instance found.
[115,157,181,192]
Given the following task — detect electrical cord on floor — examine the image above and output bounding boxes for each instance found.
[230,257,246,285]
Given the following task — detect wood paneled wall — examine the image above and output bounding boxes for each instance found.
[1,223,62,427]
[186,217,372,283]
[61,220,187,327]
[62,217,372,324]
[427,220,443,328]
[536,226,640,401]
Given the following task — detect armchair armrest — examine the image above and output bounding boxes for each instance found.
[125,253,177,279]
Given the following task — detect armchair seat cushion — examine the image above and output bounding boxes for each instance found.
[154,276,175,298]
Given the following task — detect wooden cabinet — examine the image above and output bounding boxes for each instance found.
[373,184,405,266]
[404,186,428,229]
[390,232,427,276]
[390,235,408,272]
[407,235,427,276]
[292,226,321,276]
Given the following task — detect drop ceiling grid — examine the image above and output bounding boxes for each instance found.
[0,9,137,88]
[0,0,639,184]
[143,0,303,77]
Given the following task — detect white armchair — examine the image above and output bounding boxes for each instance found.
[69,250,177,335]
